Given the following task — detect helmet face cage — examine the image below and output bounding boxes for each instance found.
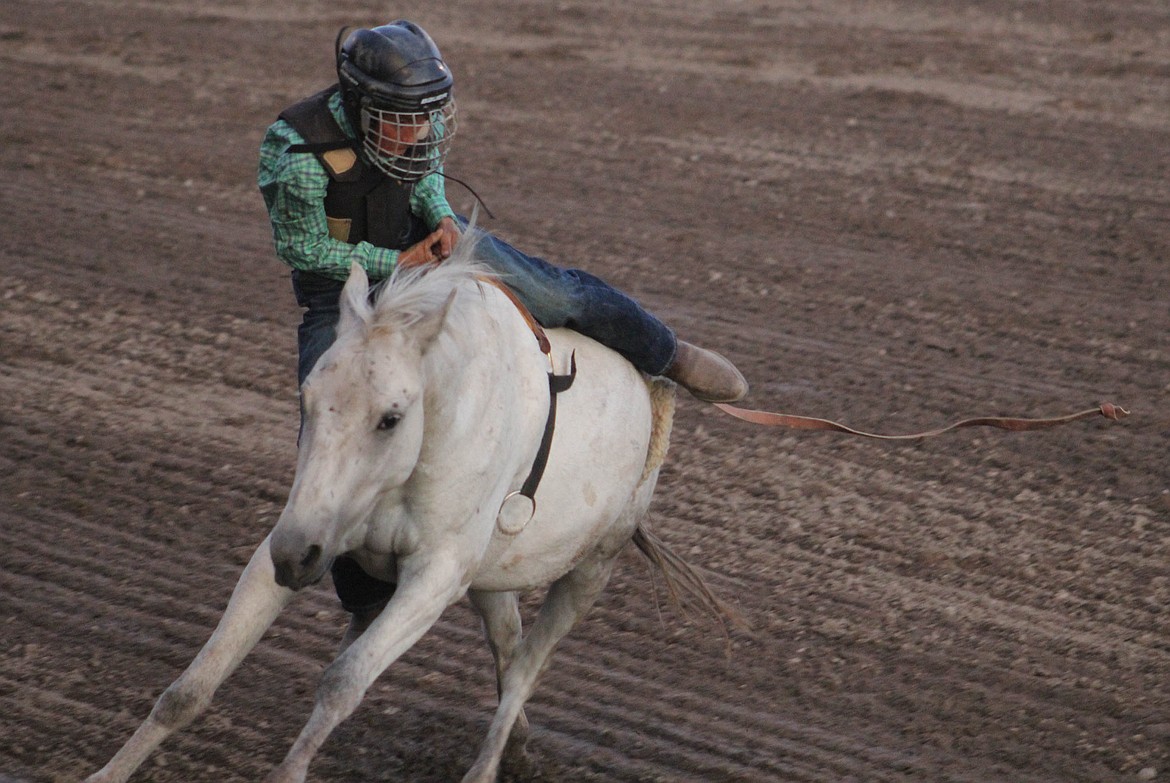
[358,98,456,183]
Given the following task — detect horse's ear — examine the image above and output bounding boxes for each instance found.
[339,263,371,334]
[415,290,457,352]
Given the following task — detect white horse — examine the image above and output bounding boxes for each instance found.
[84,236,719,783]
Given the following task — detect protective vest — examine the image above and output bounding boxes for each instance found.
[277,86,428,251]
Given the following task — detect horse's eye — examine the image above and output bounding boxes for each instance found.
[376,413,401,432]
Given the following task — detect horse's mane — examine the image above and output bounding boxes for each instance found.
[368,227,495,333]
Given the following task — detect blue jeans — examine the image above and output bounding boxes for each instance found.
[462,219,677,375]
[292,224,677,386]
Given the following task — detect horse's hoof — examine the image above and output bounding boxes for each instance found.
[500,745,540,781]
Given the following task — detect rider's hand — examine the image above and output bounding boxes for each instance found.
[435,216,462,260]
[397,227,446,269]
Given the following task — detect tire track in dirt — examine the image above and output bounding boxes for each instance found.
[5,393,1101,783]
[4,0,1168,781]
[6,435,849,782]
[9,266,1160,781]
[5,253,1163,782]
[3,473,936,782]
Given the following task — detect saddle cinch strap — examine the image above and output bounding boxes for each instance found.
[477,276,577,511]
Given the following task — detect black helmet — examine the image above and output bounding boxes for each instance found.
[336,21,457,182]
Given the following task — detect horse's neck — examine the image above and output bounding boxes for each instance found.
[394,281,550,545]
[419,281,550,474]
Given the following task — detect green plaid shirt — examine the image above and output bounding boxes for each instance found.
[257,91,456,281]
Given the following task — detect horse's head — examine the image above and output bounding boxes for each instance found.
[270,262,453,590]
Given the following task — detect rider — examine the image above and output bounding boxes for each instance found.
[258,20,748,402]
[257,21,748,634]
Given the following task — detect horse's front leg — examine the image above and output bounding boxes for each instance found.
[462,554,618,783]
[85,534,295,783]
[264,551,467,783]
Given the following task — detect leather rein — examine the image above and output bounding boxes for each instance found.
[713,400,1128,439]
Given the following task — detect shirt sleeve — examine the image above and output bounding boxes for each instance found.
[257,120,399,281]
[411,169,458,229]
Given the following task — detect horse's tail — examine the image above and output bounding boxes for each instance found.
[631,525,750,642]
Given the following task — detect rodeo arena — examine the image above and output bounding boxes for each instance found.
[1,1,1167,782]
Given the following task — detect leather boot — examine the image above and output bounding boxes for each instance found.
[664,340,748,403]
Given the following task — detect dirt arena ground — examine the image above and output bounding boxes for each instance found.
[2,1,1167,781]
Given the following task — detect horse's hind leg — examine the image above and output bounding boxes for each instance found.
[337,599,391,654]
[84,535,294,783]
[468,590,532,770]
[461,555,618,783]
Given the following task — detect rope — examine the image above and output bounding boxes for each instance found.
[713,401,1129,441]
